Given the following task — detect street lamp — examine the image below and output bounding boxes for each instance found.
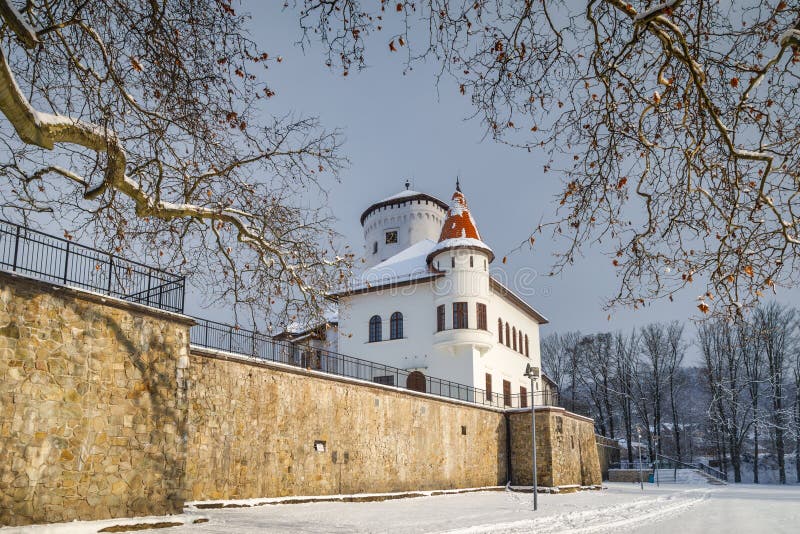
[636,426,644,491]
[524,363,540,511]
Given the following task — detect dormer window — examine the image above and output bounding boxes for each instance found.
[385,230,398,244]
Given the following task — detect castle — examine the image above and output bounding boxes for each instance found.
[284,182,555,406]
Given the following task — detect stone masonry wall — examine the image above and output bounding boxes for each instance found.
[0,272,192,527]
[595,435,621,480]
[186,349,508,500]
[508,408,602,488]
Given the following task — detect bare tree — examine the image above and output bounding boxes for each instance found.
[699,318,757,483]
[755,302,796,484]
[665,321,686,461]
[578,333,615,437]
[0,0,351,327]
[613,330,638,462]
[793,343,800,483]
[299,0,800,314]
[740,317,766,483]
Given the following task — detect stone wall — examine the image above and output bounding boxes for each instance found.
[0,270,605,526]
[595,435,621,480]
[186,349,508,500]
[508,408,602,488]
[0,272,192,527]
[608,469,646,483]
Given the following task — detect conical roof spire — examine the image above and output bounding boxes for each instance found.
[427,183,494,263]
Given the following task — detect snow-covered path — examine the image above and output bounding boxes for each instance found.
[3,483,799,533]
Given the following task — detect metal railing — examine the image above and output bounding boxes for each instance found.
[697,462,727,482]
[190,316,560,410]
[0,219,185,313]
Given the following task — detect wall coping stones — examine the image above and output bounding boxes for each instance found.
[190,345,508,414]
[503,405,596,424]
[0,269,195,326]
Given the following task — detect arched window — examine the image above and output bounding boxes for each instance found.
[505,323,510,347]
[519,331,524,353]
[390,312,403,339]
[498,318,504,343]
[525,335,530,357]
[512,327,517,351]
[369,315,382,343]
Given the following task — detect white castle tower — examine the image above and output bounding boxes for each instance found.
[360,180,448,268]
[426,180,495,356]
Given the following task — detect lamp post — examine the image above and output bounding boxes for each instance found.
[524,364,540,511]
[636,426,644,491]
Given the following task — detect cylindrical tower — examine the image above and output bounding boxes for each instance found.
[360,184,448,268]
[427,183,495,354]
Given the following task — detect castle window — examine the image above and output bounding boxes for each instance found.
[368,315,382,342]
[470,256,474,268]
[503,380,512,407]
[498,318,503,343]
[520,386,528,408]
[485,373,493,402]
[512,327,517,351]
[451,256,455,268]
[385,230,398,244]
[372,241,378,254]
[453,302,468,329]
[484,259,487,271]
[505,323,510,347]
[436,305,445,332]
[390,311,403,339]
[525,335,530,357]
[476,303,487,330]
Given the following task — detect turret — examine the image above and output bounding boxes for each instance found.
[428,182,494,354]
[360,181,448,268]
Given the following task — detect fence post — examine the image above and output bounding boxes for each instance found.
[180,277,186,314]
[63,241,70,283]
[107,255,113,294]
[229,326,234,353]
[11,225,20,271]
[204,320,209,347]
[146,270,152,306]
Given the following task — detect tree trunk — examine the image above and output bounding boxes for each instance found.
[774,390,786,484]
[669,375,681,461]
[752,401,760,484]
[794,386,800,484]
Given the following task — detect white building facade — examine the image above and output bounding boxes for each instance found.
[333,183,552,407]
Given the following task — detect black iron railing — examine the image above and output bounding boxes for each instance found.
[0,219,185,313]
[697,462,727,482]
[190,316,559,410]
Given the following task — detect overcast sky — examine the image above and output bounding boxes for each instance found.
[189,3,795,353]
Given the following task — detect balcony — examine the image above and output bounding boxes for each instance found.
[433,327,493,354]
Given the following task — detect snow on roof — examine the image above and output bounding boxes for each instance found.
[359,189,449,225]
[378,189,423,203]
[428,187,494,263]
[429,237,494,258]
[283,303,339,335]
[347,239,439,292]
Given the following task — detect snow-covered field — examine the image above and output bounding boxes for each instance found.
[4,483,800,533]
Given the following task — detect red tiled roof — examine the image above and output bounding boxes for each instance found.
[438,190,481,241]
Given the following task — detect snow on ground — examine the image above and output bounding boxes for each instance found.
[4,483,800,534]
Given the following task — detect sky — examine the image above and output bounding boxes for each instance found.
[185,2,795,353]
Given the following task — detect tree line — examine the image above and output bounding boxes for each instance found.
[542,302,800,484]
